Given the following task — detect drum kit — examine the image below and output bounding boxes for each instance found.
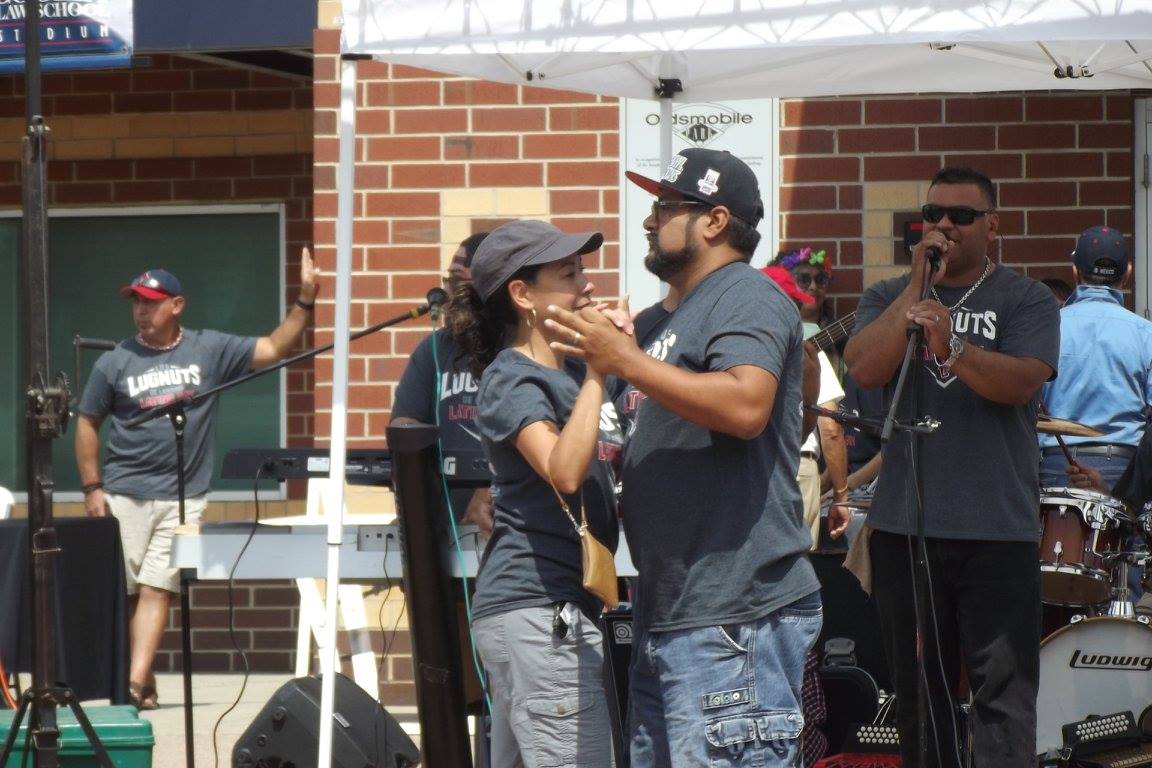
[1033,416,1152,761]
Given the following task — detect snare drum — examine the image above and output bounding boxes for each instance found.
[1038,487,1131,606]
[1035,616,1152,758]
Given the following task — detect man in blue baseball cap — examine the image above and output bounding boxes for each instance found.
[75,250,321,710]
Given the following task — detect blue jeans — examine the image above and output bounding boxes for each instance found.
[628,592,822,767]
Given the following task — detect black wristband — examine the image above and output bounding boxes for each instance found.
[81,481,103,494]
[295,298,315,311]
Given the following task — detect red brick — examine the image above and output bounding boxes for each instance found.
[1106,94,1134,122]
[1106,207,1133,234]
[366,80,443,108]
[235,177,295,198]
[444,134,520,160]
[782,156,859,183]
[942,153,1023,179]
[0,184,19,205]
[394,108,468,134]
[602,187,619,214]
[551,189,600,214]
[784,212,860,239]
[473,107,547,132]
[366,136,440,162]
[998,124,1075,150]
[919,126,995,152]
[391,64,453,79]
[1027,209,1106,236]
[173,91,233,111]
[132,70,191,92]
[549,105,618,131]
[1078,123,1132,149]
[134,158,194,180]
[839,185,863,210]
[839,127,916,153]
[354,164,390,188]
[113,180,172,203]
[69,70,131,92]
[444,80,518,105]
[53,94,112,115]
[561,216,619,243]
[1001,237,1072,263]
[1026,152,1104,178]
[0,97,23,117]
[839,241,863,266]
[1025,95,1103,122]
[73,160,133,181]
[992,210,1024,235]
[234,90,295,110]
[355,109,392,134]
[779,185,837,211]
[864,99,941,125]
[524,133,598,158]
[782,99,861,127]
[944,97,1023,124]
[353,219,391,245]
[173,179,233,199]
[54,182,112,205]
[391,219,441,244]
[547,161,617,186]
[313,109,337,136]
[113,92,173,113]
[1107,151,1132,178]
[1079,180,1132,207]
[998,181,1077,207]
[600,132,619,158]
[470,162,544,187]
[862,155,939,182]
[364,192,440,217]
[195,157,252,178]
[314,28,341,54]
[391,162,465,188]
[252,155,307,175]
[779,128,836,155]
[192,69,251,90]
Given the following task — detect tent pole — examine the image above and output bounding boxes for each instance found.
[317,52,360,768]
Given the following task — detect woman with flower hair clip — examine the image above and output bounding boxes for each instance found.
[773,246,837,342]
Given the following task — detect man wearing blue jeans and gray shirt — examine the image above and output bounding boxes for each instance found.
[547,147,821,766]
[1040,225,1152,489]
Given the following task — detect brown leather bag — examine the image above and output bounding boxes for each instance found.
[550,484,619,610]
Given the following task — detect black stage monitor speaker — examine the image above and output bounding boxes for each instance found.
[233,673,419,768]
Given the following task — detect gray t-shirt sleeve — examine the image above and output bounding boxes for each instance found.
[392,333,437,422]
[77,354,116,418]
[478,361,557,444]
[704,281,794,379]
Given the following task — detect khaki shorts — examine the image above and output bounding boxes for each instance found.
[106,493,206,594]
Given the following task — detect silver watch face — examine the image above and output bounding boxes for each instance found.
[949,334,964,357]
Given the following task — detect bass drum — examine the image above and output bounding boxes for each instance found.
[1035,616,1152,758]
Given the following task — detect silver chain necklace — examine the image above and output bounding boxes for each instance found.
[931,257,993,312]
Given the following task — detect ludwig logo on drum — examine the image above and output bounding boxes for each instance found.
[1068,649,1152,671]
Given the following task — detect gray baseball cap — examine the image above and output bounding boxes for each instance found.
[471,219,603,301]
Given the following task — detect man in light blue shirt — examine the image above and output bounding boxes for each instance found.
[1040,226,1152,489]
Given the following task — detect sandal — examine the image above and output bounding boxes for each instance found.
[129,682,160,711]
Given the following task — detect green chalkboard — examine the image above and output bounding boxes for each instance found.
[1,209,284,495]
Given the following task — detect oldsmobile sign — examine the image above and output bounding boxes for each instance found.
[0,0,132,72]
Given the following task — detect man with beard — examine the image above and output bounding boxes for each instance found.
[547,147,821,767]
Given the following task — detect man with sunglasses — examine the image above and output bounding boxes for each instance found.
[844,166,1060,767]
[547,147,821,767]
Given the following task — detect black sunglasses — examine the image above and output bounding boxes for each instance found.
[651,199,711,220]
[922,204,993,226]
[792,272,830,288]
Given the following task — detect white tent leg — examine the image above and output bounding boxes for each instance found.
[318,53,358,768]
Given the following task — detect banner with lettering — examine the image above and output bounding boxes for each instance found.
[0,0,132,72]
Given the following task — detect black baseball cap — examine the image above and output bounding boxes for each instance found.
[626,148,764,227]
[1073,225,1128,280]
[471,220,603,301]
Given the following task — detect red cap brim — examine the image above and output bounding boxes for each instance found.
[625,170,672,198]
[120,285,171,300]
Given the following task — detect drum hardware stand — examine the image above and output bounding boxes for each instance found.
[878,253,949,768]
[119,288,449,768]
[0,2,116,766]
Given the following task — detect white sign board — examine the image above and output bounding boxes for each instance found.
[619,98,778,309]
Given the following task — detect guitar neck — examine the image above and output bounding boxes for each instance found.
[809,312,856,352]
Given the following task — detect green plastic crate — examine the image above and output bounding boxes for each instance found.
[0,704,153,767]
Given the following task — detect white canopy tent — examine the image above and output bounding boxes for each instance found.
[314,2,1152,764]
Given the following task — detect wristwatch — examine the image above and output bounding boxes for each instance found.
[940,333,965,373]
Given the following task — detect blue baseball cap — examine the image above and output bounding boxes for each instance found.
[1073,226,1128,280]
[120,269,182,300]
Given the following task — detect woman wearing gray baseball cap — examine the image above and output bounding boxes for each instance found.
[449,219,621,767]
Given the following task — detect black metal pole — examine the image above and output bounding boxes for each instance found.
[167,408,197,768]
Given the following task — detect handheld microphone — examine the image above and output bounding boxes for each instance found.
[426,287,449,320]
[925,246,942,274]
[73,336,117,351]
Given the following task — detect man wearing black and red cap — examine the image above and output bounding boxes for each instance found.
[75,250,320,710]
[548,147,820,768]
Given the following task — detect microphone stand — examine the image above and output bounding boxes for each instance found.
[878,255,943,768]
[120,290,446,768]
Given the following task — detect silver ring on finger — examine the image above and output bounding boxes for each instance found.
[573,331,582,343]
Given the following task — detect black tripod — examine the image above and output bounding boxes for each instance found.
[0,2,116,765]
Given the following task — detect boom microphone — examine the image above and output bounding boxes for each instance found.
[426,287,449,320]
[73,336,117,351]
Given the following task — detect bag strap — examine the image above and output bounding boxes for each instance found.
[546,473,587,535]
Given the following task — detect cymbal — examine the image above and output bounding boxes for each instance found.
[1037,414,1106,438]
